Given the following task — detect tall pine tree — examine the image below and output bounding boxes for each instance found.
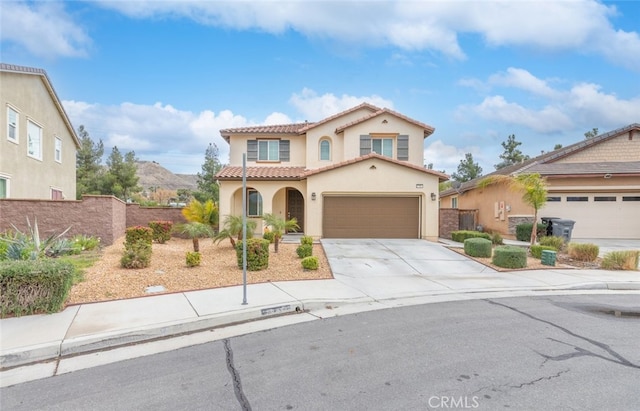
[195,143,223,203]
[75,125,105,199]
[451,153,483,182]
[494,134,530,170]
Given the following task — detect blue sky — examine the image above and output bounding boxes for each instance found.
[2,0,639,175]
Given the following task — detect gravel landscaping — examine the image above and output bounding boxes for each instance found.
[66,237,333,305]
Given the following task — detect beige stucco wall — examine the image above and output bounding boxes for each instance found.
[306,157,440,240]
[554,132,640,163]
[0,71,77,199]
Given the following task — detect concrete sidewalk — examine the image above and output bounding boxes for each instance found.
[1,239,639,385]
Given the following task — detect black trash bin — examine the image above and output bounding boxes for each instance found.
[541,217,560,237]
[551,219,576,242]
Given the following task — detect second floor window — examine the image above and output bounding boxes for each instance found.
[7,106,18,143]
[451,197,458,209]
[372,138,393,157]
[27,120,42,160]
[320,140,331,160]
[55,137,62,163]
[258,140,279,161]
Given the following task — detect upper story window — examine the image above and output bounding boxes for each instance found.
[258,140,279,161]
[7,106,18,143]
[247,139,290,162]
[0,176,8,199]
[319,139,331,160]
[451,197,458,209]
[27,120,42,160]
[55,137,62,163]
[360,134,409,160]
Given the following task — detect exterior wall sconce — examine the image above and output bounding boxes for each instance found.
[431,192,437,201]
[311,192,317,201]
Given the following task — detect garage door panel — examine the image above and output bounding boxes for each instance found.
[323,196,419,238]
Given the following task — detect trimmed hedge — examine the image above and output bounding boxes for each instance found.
[451,230,491,243]
[530,245,558,259]
[125,226,153,246]
[149,220,173,244]
[300,236,314,246]
[1,259,75,317]
[515,223,546,242]
[464,238,492,258]
[302,256,319,270]
[539,236,564,251]
[186,251,201,267]
[236,238,270,271]
[121,240,152,268]
[492,245,527,269]
[296,244,313,258]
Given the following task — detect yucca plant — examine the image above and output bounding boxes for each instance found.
[6,217,72,260]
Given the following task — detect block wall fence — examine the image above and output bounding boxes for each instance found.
[0,195,188,245]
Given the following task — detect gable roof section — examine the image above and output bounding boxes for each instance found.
[334,107,436,137]
[304,153,449,181]
[440,123,640,197]
[1,63,80,148]
[296,102,380,133]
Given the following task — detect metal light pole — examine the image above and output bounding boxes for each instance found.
[242,153,248,305]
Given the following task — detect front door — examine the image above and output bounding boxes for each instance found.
[286,189,304,232]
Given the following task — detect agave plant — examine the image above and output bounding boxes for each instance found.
[6,217,72,260]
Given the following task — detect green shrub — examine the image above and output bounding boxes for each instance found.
[601,251,640,270]
[235,238,270,271]
[301,256,319,270]
[120,240,152,269]
[300,236,314,246]
[149,221,173,244]
[492,245,527,269]
[185,251,201,267]
[464,238,492,258]
[451,230,491,242]
[71,234,101,253]
[125,226,153,246]
[530,245,558,259]
[296,244,313,258]
[567,243,599,262]
[263,231,276,243]
[0,259,75,317]
[539,236,564,251]
[515,223,546,242]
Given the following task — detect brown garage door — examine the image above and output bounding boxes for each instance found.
[323,196,420,238]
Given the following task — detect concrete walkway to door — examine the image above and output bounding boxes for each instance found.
[320,238,640,301]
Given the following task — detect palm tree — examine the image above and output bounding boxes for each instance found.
[262,213,300,253]
[213,215,257,248]
[480,173,548,246]
[181,199,218,227]
[173,222,214,252]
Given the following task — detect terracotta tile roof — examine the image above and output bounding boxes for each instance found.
[215,166,306,180]
[303,153,449,181]
[1,63,80,147]
[220,122,311,136]
[334,107,436,137]
[296,102,381,133]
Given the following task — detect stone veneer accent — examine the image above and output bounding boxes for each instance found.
[507,215,534,235]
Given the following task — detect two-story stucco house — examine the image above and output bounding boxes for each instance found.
[216,103,448,240]
[0,63,80,200]
[440,124,640,239]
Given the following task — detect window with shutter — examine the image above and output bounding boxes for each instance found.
[279,140,290,162]
[360,135,371,156]
[397,135,409,160]
[247,140,258,161]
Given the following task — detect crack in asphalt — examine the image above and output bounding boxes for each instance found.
[487,299,640,370]
[224,339,252,411]
[509,369,570,389]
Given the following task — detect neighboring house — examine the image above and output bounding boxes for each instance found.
[0,63,80,200]
[440,124,640,239]
[216,103,448,240]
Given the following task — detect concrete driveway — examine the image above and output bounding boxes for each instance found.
[321,239,514,300]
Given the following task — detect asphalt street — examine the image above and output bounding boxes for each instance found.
[2,294,639,411]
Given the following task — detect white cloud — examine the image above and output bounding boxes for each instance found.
[458,68,640,134]
[63,100,284,173]
[289,88,394,120]
[263,112,293,125]
[0,1,91,59]
[93,0,640,70]
[424,140,486,175]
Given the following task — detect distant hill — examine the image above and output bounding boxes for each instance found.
[135,161,198,191]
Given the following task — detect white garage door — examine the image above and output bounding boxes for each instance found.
[541,193,640,239]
